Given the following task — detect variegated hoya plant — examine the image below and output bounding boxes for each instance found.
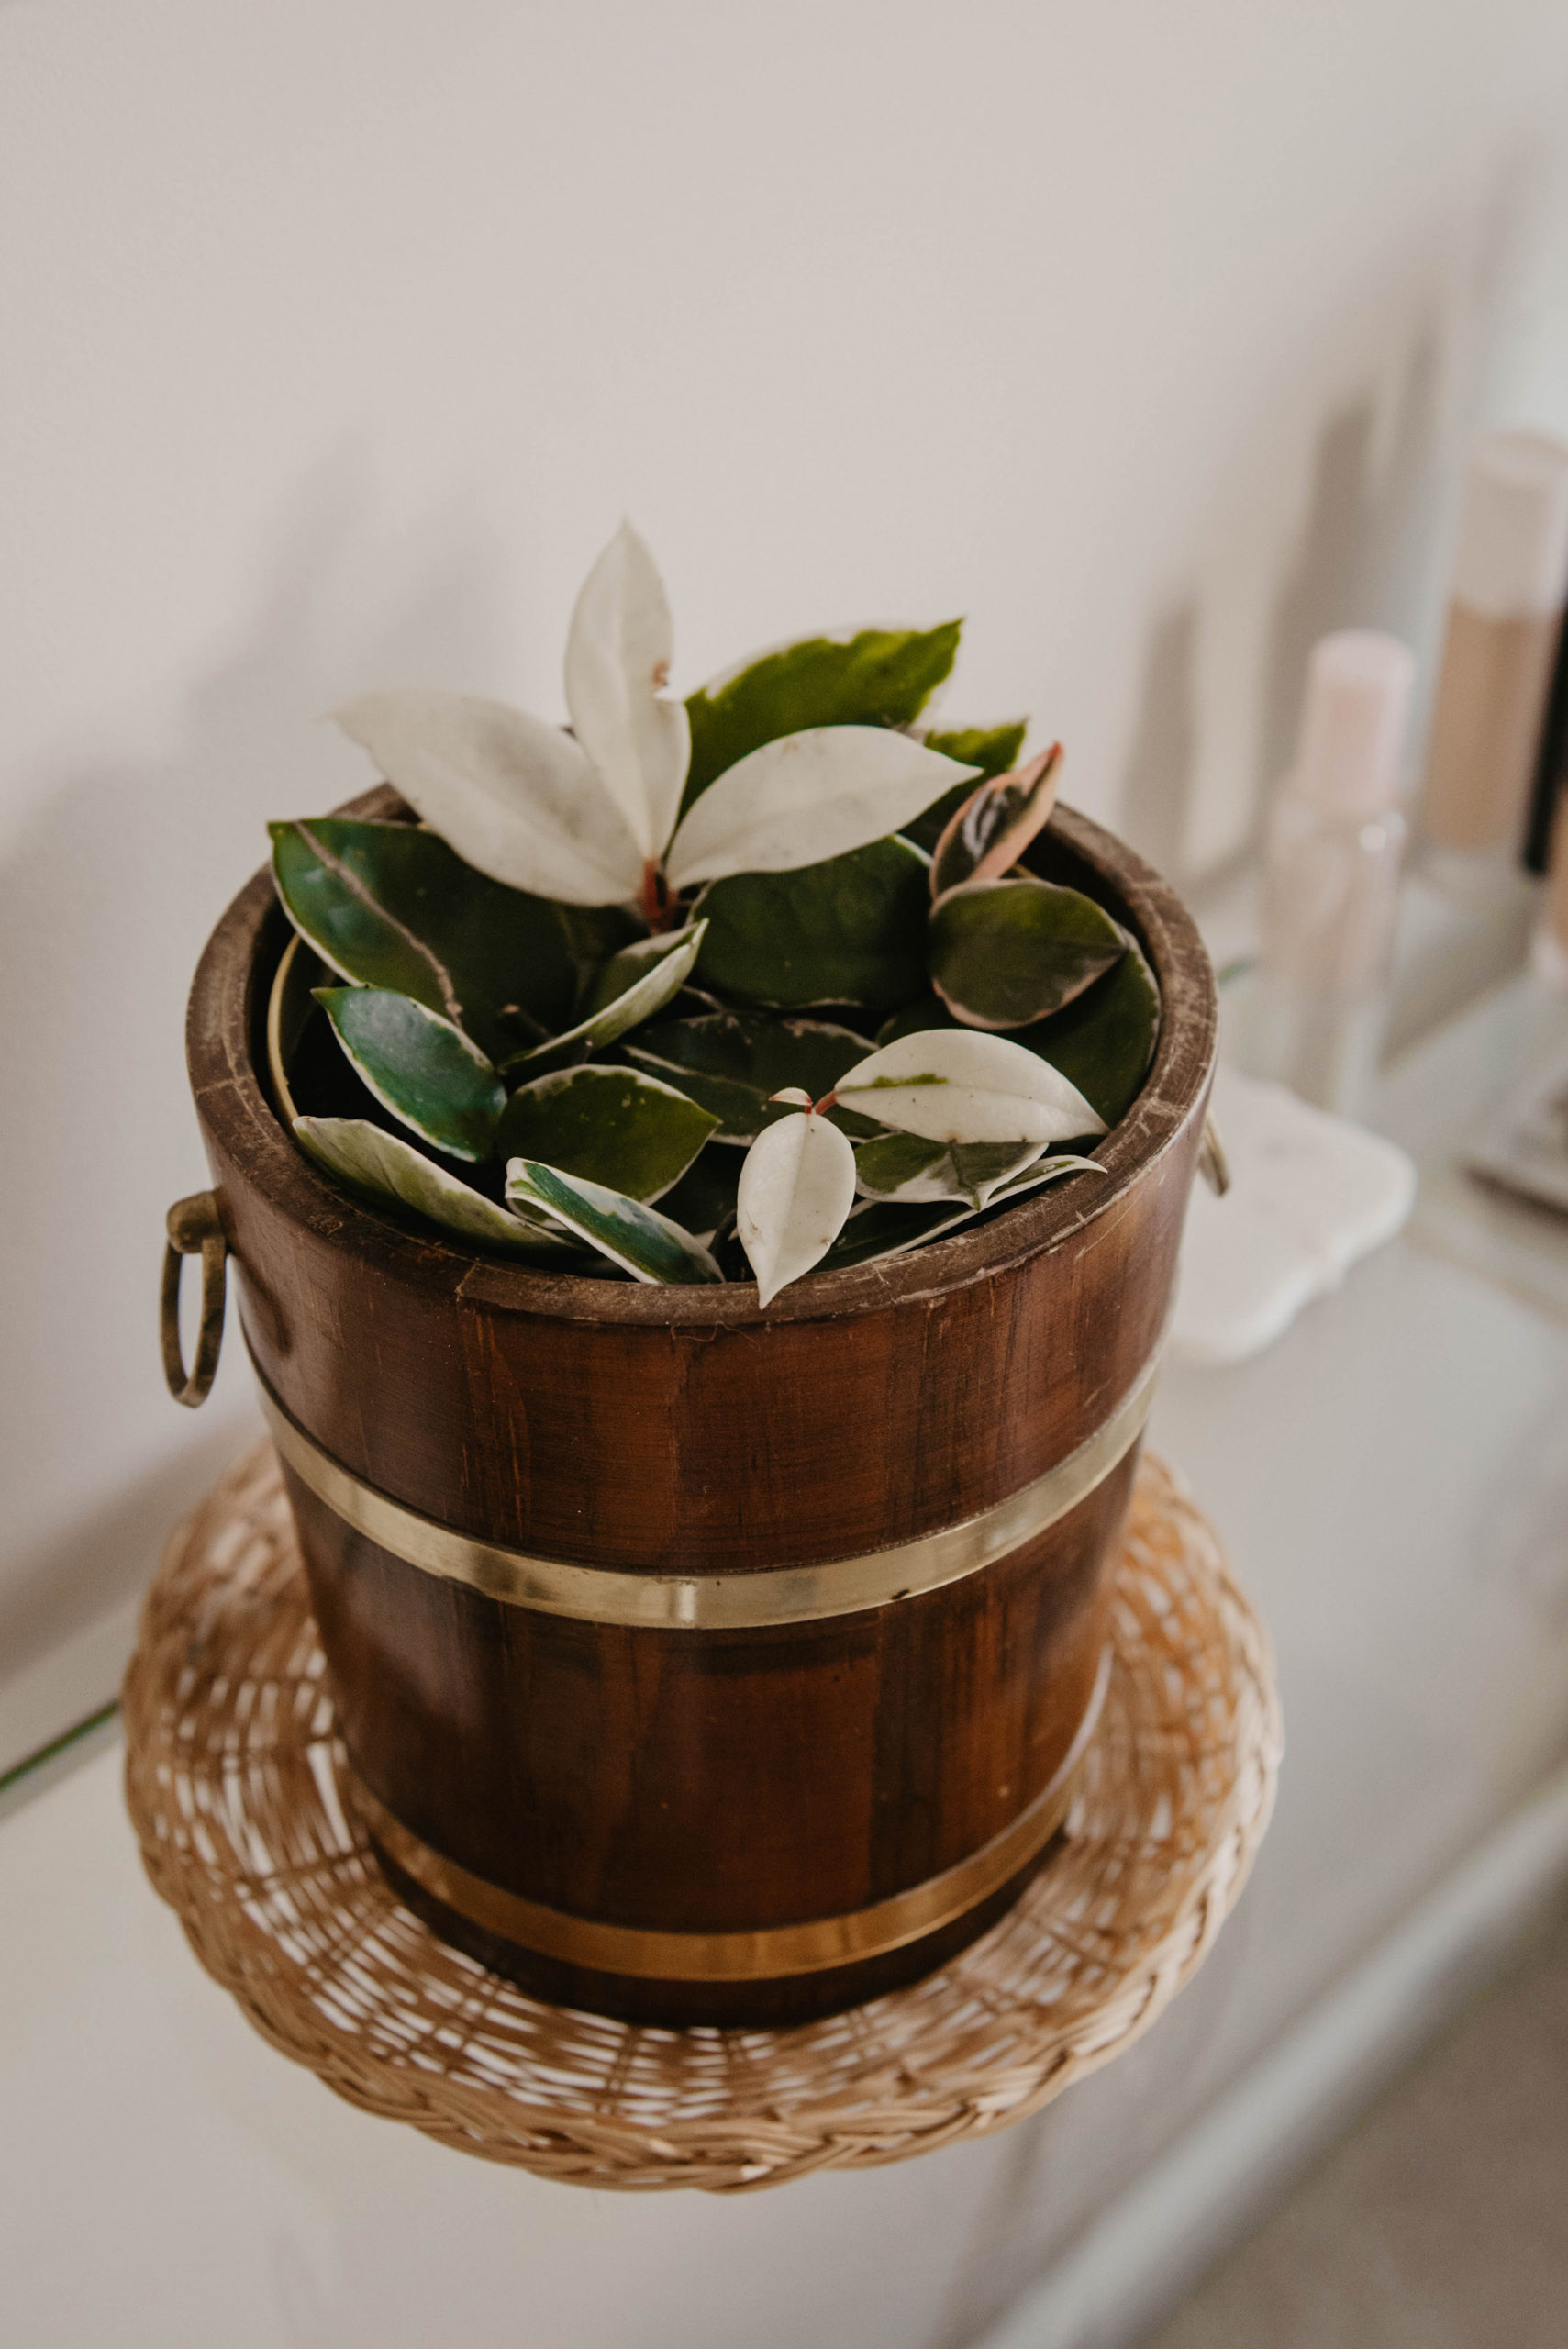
[272,526,1160,1303]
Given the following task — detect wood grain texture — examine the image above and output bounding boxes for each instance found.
[186,786,1216,2021]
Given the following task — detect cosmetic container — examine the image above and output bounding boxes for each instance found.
[1243,630,1416,1118]
[1421,429,1568,895]
[1532,791,1568,987]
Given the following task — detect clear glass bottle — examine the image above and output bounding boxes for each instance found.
[1243,630,1416,1119]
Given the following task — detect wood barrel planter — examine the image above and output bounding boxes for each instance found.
[181,787,1217,2025]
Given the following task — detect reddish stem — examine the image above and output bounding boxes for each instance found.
[640,860,677,932]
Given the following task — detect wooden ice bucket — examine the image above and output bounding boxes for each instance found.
[178,792,1216,2023]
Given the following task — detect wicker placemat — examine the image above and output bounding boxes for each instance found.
[123,1444,1280,2193]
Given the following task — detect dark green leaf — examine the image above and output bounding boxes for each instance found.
[271,818,636,1062]
[852,1131,1044,1208]
[652,1145,744,1242]
[681,624,962,814]
[495,1066,718,1202]
[929,877,1126,1029]
[902,721,1028,852]
[818,1197,977,1269]
[1019,932,1161,1127]
[694,835,929,1011]
[315,988,505,1161]
[503,921,706,1078]
[929,745,1062,898]
[874,995,962,1046]
[294,1117,577,1260]
[505,1161,725,1284]
[625,1010,876,1141]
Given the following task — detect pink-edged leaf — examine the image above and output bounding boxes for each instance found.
[929,742,1063,901]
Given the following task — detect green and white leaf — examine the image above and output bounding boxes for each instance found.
[903,720,1029,852]
[682,622,962,815]
[494,1066,717,1202]
[580,924,704,1019]
[270,818,635,1061]
[929,743,1062,899]
[693,835,930,1011]
[333,689,645,907]
[505,1160,725,1285]
[820,1153,1105,1270]
[563,521,690,861]
[736,1111,858,1306]
[834,1028,1106,1145]
[929,877,1127,1029]
[662,728,978,891]
[294,1118,575,1259]
[625,1010,874,1141]
[852,1131,1046,1209]
[314,988,505,1161]
[505,920,706,1076]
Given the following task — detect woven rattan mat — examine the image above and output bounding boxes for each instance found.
[123,1444,1280,2193]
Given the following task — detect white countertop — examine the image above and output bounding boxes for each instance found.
[6,1028,1568,2349]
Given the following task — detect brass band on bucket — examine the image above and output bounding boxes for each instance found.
[253,1347,1157,1632]
[347,1647,1108,1981]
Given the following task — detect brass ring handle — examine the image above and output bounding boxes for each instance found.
[161,1191,228,1408]
[1197,1114,1230,1197]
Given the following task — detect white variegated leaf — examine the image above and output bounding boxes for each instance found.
[332,690,644,907]
[564,522,691,861]
[662,728,979,891]
[294,1117,576,1259]
[736,1110,857,1306]
[834,1029,1106,1145]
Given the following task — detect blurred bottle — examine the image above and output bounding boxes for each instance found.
[1242,630,1416,1119]
[1421,429,1568,896]
[1534,790,1568,988]
[1526,582,1568,987]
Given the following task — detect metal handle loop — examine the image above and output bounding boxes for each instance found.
[1197,1114,1230,1197]
[161,1191,228,1408]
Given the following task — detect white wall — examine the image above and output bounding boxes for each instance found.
[5,0,1568,1658]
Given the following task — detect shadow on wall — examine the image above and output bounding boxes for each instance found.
[1259,326,1446,827]
[0,448,510,1679]
[1118,323,1449,892]
[1119,601,1201,891]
